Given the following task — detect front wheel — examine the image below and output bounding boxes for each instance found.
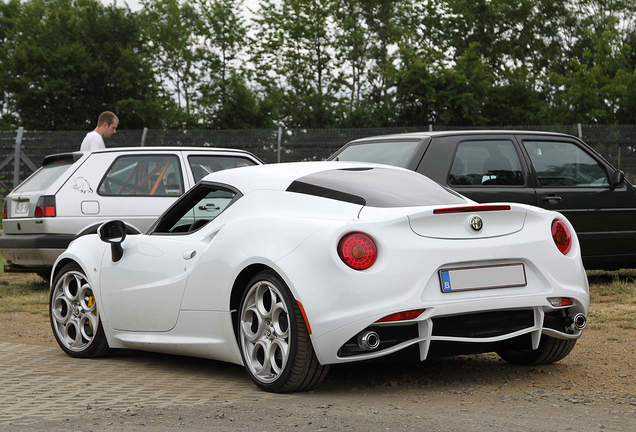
[49,262,111,358]
[238,270,328,392]
[497,335,577,365]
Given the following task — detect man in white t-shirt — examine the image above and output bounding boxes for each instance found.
[80,111,119,151]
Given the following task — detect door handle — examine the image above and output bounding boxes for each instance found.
[541,195,562,204]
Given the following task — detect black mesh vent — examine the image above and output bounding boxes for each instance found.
[432,310,534,338]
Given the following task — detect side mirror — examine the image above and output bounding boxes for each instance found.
[611,170,625,190]
[98,220,127,262]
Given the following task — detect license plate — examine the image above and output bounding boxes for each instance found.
[15,202,29,214]
[440,263,527,293]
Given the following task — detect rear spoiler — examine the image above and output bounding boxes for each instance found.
[42,152,83,167]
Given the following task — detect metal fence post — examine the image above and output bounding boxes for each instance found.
[14,127,24,187]
[578,123,582,139]
[141,127,148,147]
[277,126,282,163]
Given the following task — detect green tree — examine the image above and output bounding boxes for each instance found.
[4,0,164,130]
[140,0,203,127]
[251,0,339,128]
[549,20,635,124]
[0,0,19,129]
[196,0,271,129]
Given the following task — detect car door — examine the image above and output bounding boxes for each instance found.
[517,135,636,267]
[98,235,206,332]
[98,184,240,332]
[417,134,538,206]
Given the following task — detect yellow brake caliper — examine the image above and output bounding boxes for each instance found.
[88,295,96,330]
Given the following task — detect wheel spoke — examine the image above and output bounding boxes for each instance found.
[241,305,264,343]
[271,301,289,338]
[269,339,289,374]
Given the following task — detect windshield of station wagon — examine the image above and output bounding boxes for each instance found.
[287,167,466,207]
[332,141,420,167]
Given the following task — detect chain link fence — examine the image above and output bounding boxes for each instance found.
[2,124,636,192]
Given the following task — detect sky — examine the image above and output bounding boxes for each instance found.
[102,0,261,14]
[100,0,142,10]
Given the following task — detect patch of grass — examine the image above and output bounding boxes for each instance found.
[588,269,636,329]
[0,273,49,316]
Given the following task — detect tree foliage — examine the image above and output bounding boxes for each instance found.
[2,0,165,130]
[0,0,635,130]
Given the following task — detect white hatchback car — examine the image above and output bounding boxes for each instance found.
[0,147,262,278]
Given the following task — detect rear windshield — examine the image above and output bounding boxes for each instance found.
[287,168,466,208]
[188,155,258,182]
[331,141,420,167]
[12,158,75,193]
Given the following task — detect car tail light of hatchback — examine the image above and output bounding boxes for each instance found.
[2,200,6,219]
[34,196,56,217]
[338,232,377,270]
[551,219,571,255]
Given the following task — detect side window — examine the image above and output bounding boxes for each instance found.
[98,155,184,196]
[188,155,257,182]
[152,185,238,234]
[523,141,609,187]
[449,140,524,186]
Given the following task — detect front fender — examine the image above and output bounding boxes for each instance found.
[51,235,108,291]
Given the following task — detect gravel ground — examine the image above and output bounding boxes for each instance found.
[0,312,634,431]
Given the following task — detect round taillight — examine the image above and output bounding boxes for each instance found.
[551,219,572,255]
[338,232,377,270]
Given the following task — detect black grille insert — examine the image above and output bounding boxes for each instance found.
[432,310,534,338]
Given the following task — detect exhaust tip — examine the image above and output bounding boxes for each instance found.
[572,313,587,330]
[357,330,380,351]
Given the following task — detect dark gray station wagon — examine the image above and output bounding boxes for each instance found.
[329,131,634,270]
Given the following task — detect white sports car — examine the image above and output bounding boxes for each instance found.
[49,162,589,392]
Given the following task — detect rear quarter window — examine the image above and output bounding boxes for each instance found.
[287,167,466,208]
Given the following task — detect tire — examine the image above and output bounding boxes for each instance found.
[238,270,329,392]
[49,262,111,358]
[37,270,51,284]
[497,335,577,365]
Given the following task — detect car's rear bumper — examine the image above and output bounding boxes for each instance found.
[0,234,75,268]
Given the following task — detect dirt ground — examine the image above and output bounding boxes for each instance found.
[1,311,635,431]
[0,311,635,396]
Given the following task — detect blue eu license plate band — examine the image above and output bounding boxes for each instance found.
[439,263,527,293]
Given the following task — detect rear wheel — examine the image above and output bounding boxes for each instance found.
[238,270,328,392]
[49,262,111,358]
[497,335,576,365]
